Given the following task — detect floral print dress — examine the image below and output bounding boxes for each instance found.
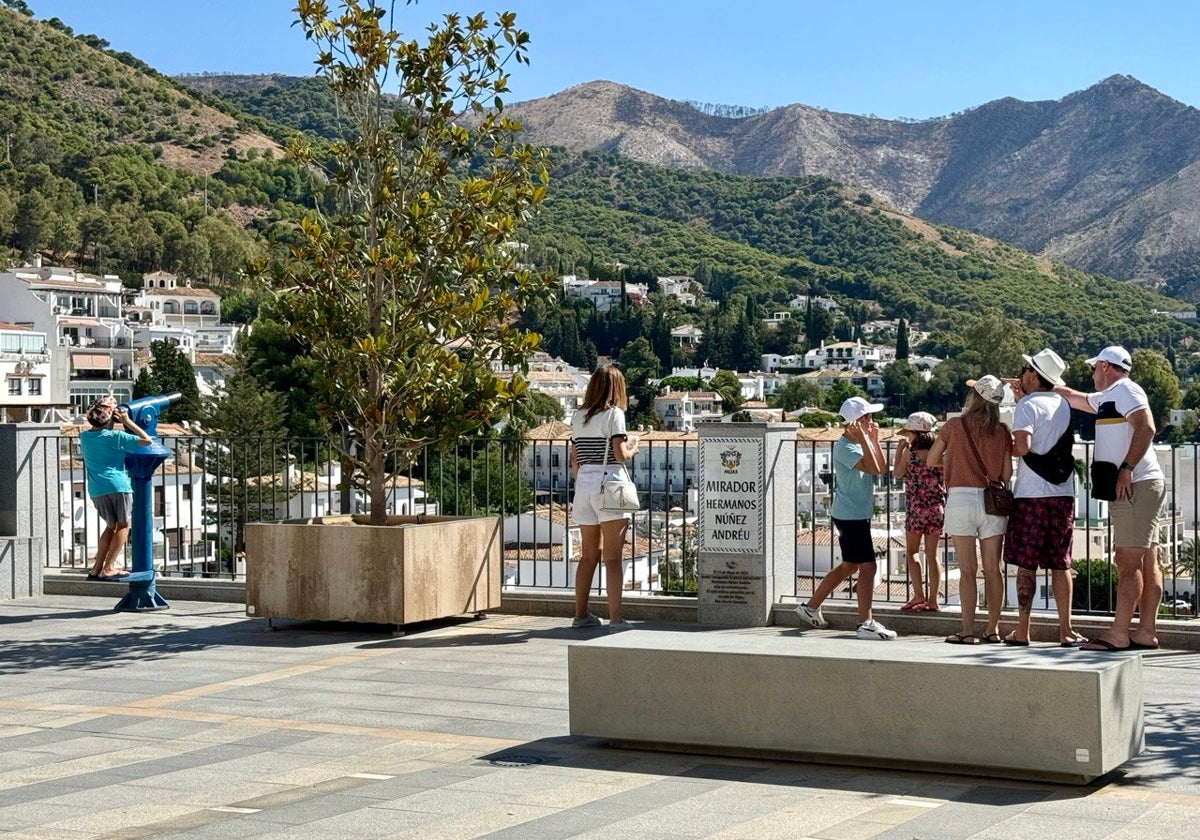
[904,449,946,536]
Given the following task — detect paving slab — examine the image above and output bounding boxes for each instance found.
[0,595,1198,839]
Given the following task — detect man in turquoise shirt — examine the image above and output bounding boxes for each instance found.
[78,397,152,580]
[797,397,896,640]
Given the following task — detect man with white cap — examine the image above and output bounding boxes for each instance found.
[1055,346,1164,651]
[797,396,897,640]
[1002,349,1086,647]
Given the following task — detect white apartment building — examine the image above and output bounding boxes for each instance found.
[1,322,67,422]
[137,272,221,327]
[760,352,804,373]
[59,453,215,571]
[654,389,724,431]
[134,325,197,362]
[0,263,138,414]
[560,277,651,312]
[802,340,883,371]
[193,324,243,355]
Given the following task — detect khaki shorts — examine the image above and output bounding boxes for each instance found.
[1109,478,1165,549]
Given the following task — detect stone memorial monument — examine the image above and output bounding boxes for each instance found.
[696,422,798,625]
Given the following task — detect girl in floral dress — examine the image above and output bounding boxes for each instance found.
[893,412,946,611]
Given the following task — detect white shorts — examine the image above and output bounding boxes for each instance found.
[943,487,1007,540]
[572,465,632,526]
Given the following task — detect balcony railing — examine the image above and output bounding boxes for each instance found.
[20,433,1200,618]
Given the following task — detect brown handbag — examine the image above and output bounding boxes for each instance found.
[963,423,1014,517]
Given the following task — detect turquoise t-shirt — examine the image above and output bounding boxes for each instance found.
[830,436,875,520]
[79,428,143,497]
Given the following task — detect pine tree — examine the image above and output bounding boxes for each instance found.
[137,341,201,422]
[896,319,910,360]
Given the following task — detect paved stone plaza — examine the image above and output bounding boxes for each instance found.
[1,596,1199,839]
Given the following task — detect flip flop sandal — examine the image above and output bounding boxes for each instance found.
[917,603,940,612]
[1003,635,1030,646]
[900,598,926,612]
[1127,640,1159,650]
[1080,638,1131,652]
[945,633,979,645]
[981,633,1003,644]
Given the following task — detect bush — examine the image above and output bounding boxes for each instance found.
[1072,559,1115,613]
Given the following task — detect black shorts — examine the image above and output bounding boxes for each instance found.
[832,517,875,564]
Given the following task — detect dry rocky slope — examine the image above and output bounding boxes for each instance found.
[505,76,1200,291]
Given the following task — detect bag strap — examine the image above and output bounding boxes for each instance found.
[962,421,1001,485]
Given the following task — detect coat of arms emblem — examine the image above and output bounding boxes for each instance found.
[720,446,742,473]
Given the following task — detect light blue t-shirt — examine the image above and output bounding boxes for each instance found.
[79,429,142,497]
[830,436,875,520]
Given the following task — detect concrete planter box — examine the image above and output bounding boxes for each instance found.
[244,514,502,626]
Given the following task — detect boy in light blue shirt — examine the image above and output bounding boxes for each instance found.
[797,397,897,640]
[78,397,152,580]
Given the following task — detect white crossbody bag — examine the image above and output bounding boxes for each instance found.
[598,415,640,512]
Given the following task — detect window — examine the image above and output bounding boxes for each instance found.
[8,379,20,395]
[184,301,199,315]
[551,454,560,468]
[181,484,192,501]
[153,486,165,517]
[28,378,41,395]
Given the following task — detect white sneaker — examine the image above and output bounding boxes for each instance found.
[608,620,634,631]
[797,603,827,629]
[856,619,897,640]
[571,613,603,629]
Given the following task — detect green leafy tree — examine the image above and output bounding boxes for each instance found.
[134,340,201,422]
[618,336,661,425]
[769,377,823,411]
[881,360,926,412]
[824,379,865,412]
[422,446,533,516]
[1129,349,1180,432]
[240,317,328,439]
[201,366,288,564]
[510,389,564,430]
[962,309,1032,376]
[659,375,703,392]
[272,0,553,524]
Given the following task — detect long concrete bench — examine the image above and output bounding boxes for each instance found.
[568,631,1144,784]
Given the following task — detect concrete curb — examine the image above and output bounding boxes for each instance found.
[41,572,1200,648]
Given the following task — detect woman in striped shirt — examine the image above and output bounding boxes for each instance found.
[570,366,640,630]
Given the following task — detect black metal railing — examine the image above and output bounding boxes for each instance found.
[23,432,1200,618]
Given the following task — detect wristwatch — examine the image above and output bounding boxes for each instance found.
[1118,461,1133,472]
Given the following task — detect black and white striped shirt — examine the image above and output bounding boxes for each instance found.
[571,406,627,466]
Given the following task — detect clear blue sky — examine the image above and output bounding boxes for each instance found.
[32,0,1200,118]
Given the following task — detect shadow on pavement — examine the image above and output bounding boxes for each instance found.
[476,735,1074,802]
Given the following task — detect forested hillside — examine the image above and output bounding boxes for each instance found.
[524,153,1190,356]
[0,7,315,289]
[2,6,1192,366]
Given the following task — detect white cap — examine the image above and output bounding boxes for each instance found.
[839,396,884,424]
[1085,345,1132,371]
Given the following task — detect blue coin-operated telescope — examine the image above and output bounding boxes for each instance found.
[114,392,181,612]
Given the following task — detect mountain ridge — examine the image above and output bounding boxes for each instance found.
[502,76,1200,291]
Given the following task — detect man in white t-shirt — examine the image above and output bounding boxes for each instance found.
[1002,349,1085,647]
[1055,345,1165,651]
